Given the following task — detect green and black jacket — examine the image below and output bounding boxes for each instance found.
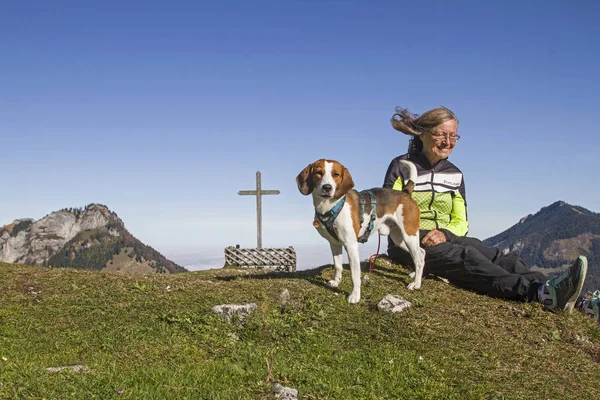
[383,152,468,236]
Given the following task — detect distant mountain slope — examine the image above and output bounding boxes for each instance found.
[0,204,186,274]
[484,201,600,292]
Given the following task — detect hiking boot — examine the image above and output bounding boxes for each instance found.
[576,290,600,324]
[542,256,588,312]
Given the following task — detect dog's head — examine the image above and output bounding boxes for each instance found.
[296,159,354,199]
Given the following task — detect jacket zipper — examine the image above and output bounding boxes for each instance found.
[428,167,439,229]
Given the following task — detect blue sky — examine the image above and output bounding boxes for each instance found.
[2,1,599,269]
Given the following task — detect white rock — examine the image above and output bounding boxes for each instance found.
[377,294,413,313]
[279,289,290,305]
[46,365,89,373]
[273,383,298,399]
[212,303,257,323]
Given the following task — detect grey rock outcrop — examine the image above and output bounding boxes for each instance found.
[45,365,89,373]
[0,204,120,265]
[377,294,413,313]
[273,383,298,399]
[212,303,257,323]
[279,289,291,305]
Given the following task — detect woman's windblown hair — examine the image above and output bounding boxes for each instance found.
[390,108,423,136]
[391,106,458,153]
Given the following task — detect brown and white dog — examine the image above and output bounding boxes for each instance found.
[296,159,425,303]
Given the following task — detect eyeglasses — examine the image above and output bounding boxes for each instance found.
[428,131,461,142]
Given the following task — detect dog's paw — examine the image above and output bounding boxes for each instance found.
[326,279,340,288]
[347,291,361,304]
[409,271,416,279]
[407,282,422,290]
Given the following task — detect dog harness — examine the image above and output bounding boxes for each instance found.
[357,190,377,243]
[314,190,377,243]
[314,196,346,241]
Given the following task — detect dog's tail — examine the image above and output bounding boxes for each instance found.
[399,160,417,195]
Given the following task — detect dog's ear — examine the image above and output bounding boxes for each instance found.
[296,164,314,195]
[334,165,354,198]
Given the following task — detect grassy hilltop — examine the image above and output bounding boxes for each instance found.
[1,260,599,399]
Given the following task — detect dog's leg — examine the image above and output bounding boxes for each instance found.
[398,241,417,279]
[326,242,343,288]
[404,234,425,290]
[390,229,425,290]
[344,241,361,303]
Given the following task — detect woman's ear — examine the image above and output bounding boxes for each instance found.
[296,164,314,195]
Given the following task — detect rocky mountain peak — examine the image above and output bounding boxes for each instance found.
[483,201,600,292]
[0,203,125,265]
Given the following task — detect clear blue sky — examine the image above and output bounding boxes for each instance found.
[2,1,599,267]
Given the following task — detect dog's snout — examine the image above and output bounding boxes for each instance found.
[322,184,332,193]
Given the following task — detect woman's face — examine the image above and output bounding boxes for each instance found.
[421,119,458,164]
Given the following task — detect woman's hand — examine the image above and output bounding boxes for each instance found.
[421,229,447,247]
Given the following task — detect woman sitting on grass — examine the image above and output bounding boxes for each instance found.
[383,106,599,322]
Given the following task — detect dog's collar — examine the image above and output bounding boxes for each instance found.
[314,195,346,241]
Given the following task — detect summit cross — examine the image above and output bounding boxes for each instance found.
[238,171,280,249]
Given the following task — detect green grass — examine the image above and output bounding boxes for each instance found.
[1,259,599,399]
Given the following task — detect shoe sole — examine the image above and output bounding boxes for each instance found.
[564,256,588,313]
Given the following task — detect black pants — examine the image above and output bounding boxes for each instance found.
[387,231,547,301]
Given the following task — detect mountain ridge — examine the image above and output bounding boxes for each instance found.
[483,200,600,292]
[0,204,186,274]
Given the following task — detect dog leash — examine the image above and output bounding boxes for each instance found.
[368,233,381,273]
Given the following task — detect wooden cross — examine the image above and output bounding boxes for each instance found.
[238,171,280,249]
